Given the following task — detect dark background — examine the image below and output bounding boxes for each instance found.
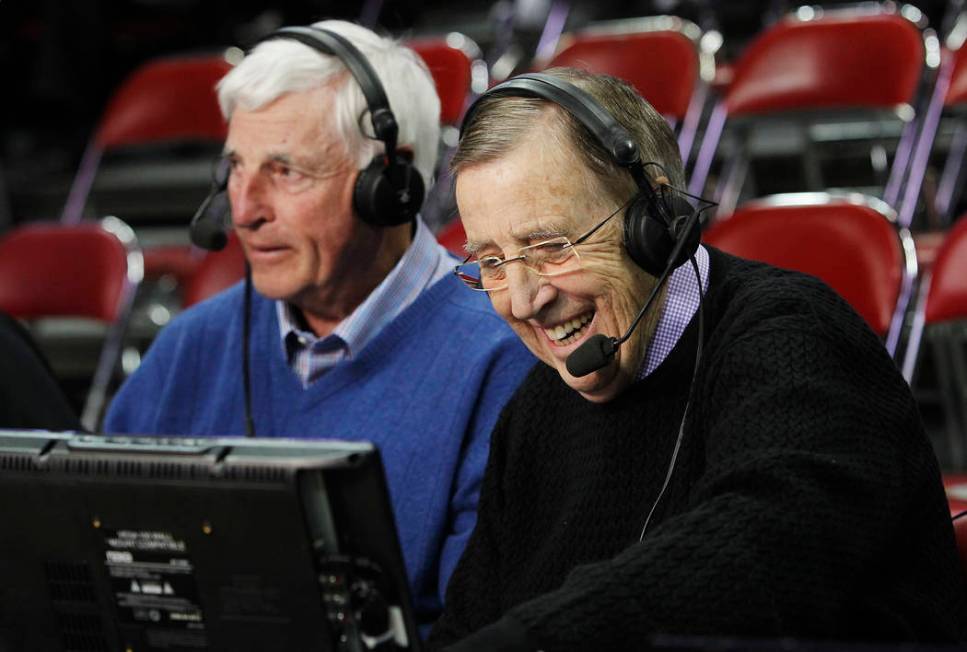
[0,0,951,231]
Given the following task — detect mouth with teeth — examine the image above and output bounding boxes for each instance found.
[544,312,594,346]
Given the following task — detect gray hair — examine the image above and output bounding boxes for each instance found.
[217,20,441,188]
[452,67,683,204]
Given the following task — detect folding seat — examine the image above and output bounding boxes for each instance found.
[61,52,233,226]
[544,15,717,167]
[946,475,967,575]
[0,217,143,430]
[408,33,488,233]
[688,5,933,218]
[181,234,246,308]
[901,215,967,466]
[60,52,233,287]
[948,475,967,515]
[895,11,967,229]
[955,513,967,578]
[704,191,917,358]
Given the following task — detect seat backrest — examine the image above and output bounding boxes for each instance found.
[0,219,141,322]
[0,217,143,430]
[407,34,487,233]
[688,7,927,207]
[437,219,467,257]
[704,192,914,351]
[955,515,967,581]
[945,476,967,578]
[548,17,707,121]
[95,53,233,150]
[725,12,923,117]
[182,234,247,308]
[408,34,485,127]
[901,214,967,383]
[62,53,233,224]
[925,214,967,324]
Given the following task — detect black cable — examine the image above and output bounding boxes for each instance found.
[242,264,255,438]
[953,509,967,522]
[639,253,706,541]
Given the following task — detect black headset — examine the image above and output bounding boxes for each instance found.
[190,25,424,251]
[460,72,700,278]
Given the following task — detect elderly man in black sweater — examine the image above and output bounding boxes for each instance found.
[428,68,967,650]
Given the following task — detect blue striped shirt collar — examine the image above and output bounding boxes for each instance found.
[276,217,452,386]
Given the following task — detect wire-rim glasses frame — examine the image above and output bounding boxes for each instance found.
[453,196,634,292]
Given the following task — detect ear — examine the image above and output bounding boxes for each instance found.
[653,175,670,187]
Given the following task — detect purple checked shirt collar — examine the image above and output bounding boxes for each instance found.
[637,244,710,380]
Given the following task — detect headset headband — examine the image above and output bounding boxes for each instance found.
[461,72,662,214]
[263,26,399,158]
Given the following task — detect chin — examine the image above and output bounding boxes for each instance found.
[251,275,294,302]
[557,359,625,404]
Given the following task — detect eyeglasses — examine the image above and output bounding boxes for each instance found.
[453,197,631,292]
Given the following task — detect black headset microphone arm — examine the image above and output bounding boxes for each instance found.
[564,202,704,378]
[188,190,229,251]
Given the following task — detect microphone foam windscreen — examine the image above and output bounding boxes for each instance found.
[565,334,615,378]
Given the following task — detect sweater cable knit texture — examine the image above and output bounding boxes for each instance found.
[430,248,967,650]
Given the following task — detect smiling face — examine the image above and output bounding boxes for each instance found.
[457,133,662,403]
[225,83,410,335]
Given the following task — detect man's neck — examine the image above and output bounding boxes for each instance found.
[295,222,413,338]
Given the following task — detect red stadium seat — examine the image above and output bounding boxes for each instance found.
[877,10,967,230]
[902,12,967,226]
[409,34,486,127]
[61,52,233,225]
[704,192,916,355]
[437,219,467,256]
[954,515,967,580]
[182,234,247,308]
[407,34,487,233]
[948,475,967,578]
[948,475,967,516]
[0,217,143,430]
[901,216,967,467]
[546,16,715,166]
[688,6,928,217]
[59,52,233,299]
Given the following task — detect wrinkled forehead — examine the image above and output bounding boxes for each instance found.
[455,139,613,255]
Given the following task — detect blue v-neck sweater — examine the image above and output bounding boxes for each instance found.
[105,274,534,624]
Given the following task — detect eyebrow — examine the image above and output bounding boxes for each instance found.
[220,147,309,169]
[464,224,570,256]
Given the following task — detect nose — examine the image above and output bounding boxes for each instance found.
[230,168,271,229]
[507,265,556,322]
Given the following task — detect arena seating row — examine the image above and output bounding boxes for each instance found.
[0,4,966,551]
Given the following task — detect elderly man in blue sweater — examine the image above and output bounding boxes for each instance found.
[104,20,533,629]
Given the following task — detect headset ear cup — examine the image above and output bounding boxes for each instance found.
[353,156,425,227]
[623,195,675,277]
[664,193,701,269]
[623,192,700,276]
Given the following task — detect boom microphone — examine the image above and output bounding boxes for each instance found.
[565,200,705,378]
[189,189,230,251]
[565,334,617,378]
[565,288,661,378]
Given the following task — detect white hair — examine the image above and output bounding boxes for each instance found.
[217,20,441,188]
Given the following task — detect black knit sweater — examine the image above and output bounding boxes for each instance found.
[429,248,967,651]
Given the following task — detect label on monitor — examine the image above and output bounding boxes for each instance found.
[102,528,207,640]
